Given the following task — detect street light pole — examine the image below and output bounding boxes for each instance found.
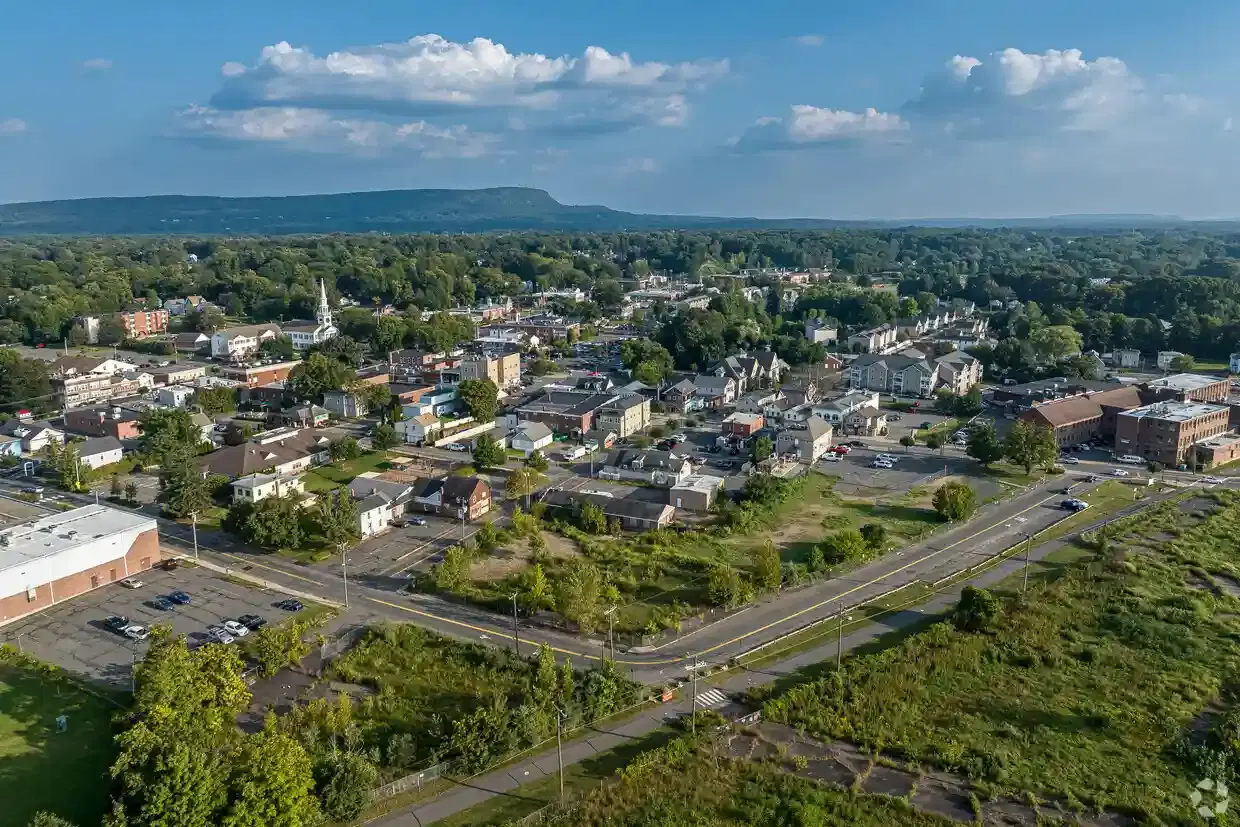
[510,593,521,657]
[191,512,200,563]
[836,601,844,671]
[341,547,350,608]
[690,656,699,735]
[1021,532,1033,594]
[555,708,565,803]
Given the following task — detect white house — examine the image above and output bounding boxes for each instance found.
[812,391,881,425]
[510,422,554,456]
[284,280,339,352]
[154,385,195,409]
[211,324,281,360]
[230,473,305,504]
[396,413,442,445]
[774,416,833,463]
[357,494,395,538]
[1156,351,1184,371]
[78,436,124,470]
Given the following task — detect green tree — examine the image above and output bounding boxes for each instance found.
[124,481,139,505]
[161,458,213,518]
[435,545,473,592]
[288,352,353,403]
[750,539,782,591]
[707,563,751,608]
[472,434,506,470]
[229,496,304,550]
[252,622,311,678]
[328,437,361,461]
[925,431,944,451]
[859,523,887,549]
[97,316,128,346]
[194,387,238,416]
[56,442,85,492]
[578,501,607,534]
[934,389,957,414]
[954,586,1002,632]
[314,752,377,823]
[474,521,500,553]
[221,722,319,827]
[139,408,204,464]
[371,423,399,450]
[354,380,394,417]
[751,436,773,463]
[506,468,542,509]
[632,360,665,386]
[954,386,983,416]
[1004,421,1059,475]
[110,473,123,500]
[522,563,549,610]
[1170,353,1196,372]
[966,423,1006,467]
[524,450,549,473]
[457,378,499,423]
[933,480,977,522]
[818,529,871,565]
[1030,325,1083,361]
[315,489,360,553]
[555,560,605,632]
[533,644,557,704]
[899,435,915,451]
[259,335,296,361]
[27,815,76,827]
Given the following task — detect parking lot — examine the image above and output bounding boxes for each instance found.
[819,444,1007,502]
[0,564,307,688]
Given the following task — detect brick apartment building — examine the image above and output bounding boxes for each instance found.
[220,359,301,388]
[0,506,160,626]
[63,407,143,440]
[118,309,170,339]
[1019,386,1146,446]
[1141,373,1231,403]
[1114,401,1231,466]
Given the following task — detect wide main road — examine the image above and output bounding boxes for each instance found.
[2,472,1169,684]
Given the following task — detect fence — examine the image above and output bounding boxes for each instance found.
[371,761,449,802]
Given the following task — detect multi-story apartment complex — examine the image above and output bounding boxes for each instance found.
[118,309,170,339]
[846,324,899,354]
[1115,401,1231,466]
[847,349,981,398]
[458,351,521,390]
[594,394,651,438]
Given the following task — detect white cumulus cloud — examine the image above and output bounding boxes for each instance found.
[177,105,498,158]
[736,106,907,150]
[0,118,28,136]
[793,34,824,47]
[81,58,113,71]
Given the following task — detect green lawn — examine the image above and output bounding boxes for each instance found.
[303,451,396,492]
[0,659,118,827]
[761,491,1240,822]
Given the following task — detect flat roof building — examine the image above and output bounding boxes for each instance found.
[0,505,160,626]
[1116,401,1231,467]
[1141,373,1231,404]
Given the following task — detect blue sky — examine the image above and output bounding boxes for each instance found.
[1,0,1237,218]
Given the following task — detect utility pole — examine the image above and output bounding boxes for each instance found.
[607,606,617,661]
[341,547,350,608]
[555,708,565,803]
[510,593,520,657]
[690,656,700,734]
[191,512,200,563]
[836,601,844,670]
[1021,532,1033,594]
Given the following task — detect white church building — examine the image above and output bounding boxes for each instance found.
[285,280,339,352]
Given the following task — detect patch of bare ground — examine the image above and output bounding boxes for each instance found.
[470,530,581,582]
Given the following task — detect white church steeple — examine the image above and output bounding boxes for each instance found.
[316,279,332,327]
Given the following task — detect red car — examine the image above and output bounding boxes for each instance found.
[831,445,851,455]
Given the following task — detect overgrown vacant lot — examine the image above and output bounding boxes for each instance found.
[762,492,1240,821]
[327,624,639,776]
[0,656,117,827]
[539,743,952,827]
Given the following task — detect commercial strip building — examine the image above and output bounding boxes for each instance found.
[1115,401,1231,467]
[0,506,160,626]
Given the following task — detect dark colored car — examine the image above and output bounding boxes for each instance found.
[847,440,866,448]
[277,599,304,612]
[918,422,932,429]
[104,615,130,632]
[168,591,192,605]
[156,559,179,571]
[237,614,267,631]
[1060,499,1089,513]
[151,596,174,611]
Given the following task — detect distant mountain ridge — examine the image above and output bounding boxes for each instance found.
[0,186,1217,235]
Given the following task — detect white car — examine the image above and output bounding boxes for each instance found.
[671,433,687,442]
[1111,468,1130,477]
[206,625,235,644]
[1202,476,1227,485]
[1061,457,1080,465]
[222,620,250,638]
[444,443,468,452]
[122,624,150,641]
[1116,454,1145,465]
[875,453,898,462]
[822,453,842,463]
[118,578,144,589]
[870,460,893,469]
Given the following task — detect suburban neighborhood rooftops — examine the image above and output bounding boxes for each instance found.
[348,477,413,503]
[514,421,553,441]
[670,474,723,494]
[722,411,763,425]
[357,494,390,513]
[80,435,123,456]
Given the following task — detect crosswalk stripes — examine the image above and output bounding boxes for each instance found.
[694,689,730,709]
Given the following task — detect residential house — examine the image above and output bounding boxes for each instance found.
[154,385,196,409]
[804,318,839,344]
[0,436,21,459]
[775,416,834,462]
[600,449,693,487]
[595,395,651,439]
[230,473,305,504]
[322,374,391,419]
[669,475,724,511]
[357,495,396,539]
[779,383,821,407]
[173,331,210,353]
[935,350,984,396]
[660,379,700,414]
[348,477,415,519]
[510,422,554,456]
[541,488,675,531]
[63,407,143,441]
[78,436,124,470]
[843,406,887,436]
[692,375,738,407]
[241,381,295,410]
[407,478,445,513]
[0,420,64,454]
[458,351,522,390]
[1157,351,1184,371]
[396,413,443,445]
[846,324,899,354]
[735,390,782,415]
[1230,352,1240,374]
[722,412,764,437]
[762,396,812,426]
[441,477,492,521]
[210,324,281,361]
[274,404,330,430]
[812,390,880,426]
[198,435,322,479]
[847,350,982,398]
[221,360,301,388]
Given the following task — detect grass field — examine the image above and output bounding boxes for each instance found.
[762,491,1240,821]
[0,659,118,827]
[303,451,396,492]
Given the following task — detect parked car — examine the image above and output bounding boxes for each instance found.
[846,440,866,448]
[156,559,179,571]
[169,591,192,605]
[870,460,893,469]
[1061,498,1089,512]
[711,459,733,469]
[1111,469,1130,477]
[118,578,144,589]
[1116,454,1145,465]
[875,454,899,463]
[409,516,427,526]
[1201,476,1227,485]
[443,443,468,453]
[671,433,687,442]
[830,445,851,455]
[206,626,235,645]
[222,620,250,638]
[918,422,932,429]
[277,599,304,612]
[237,614,267,630]
[123,624,150,641]
[1061,456,1080,465]
[822,453,842,463]
[888,414,902,421]
[151,596,174,611]
[104,615,130,633]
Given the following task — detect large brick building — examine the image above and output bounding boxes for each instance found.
[0,506,160,626]
[1019,386,1146,446]
[1141,373,1231,403]
[1115,401,1231,466]
[118,309,170,339]
[220,359,301,388]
